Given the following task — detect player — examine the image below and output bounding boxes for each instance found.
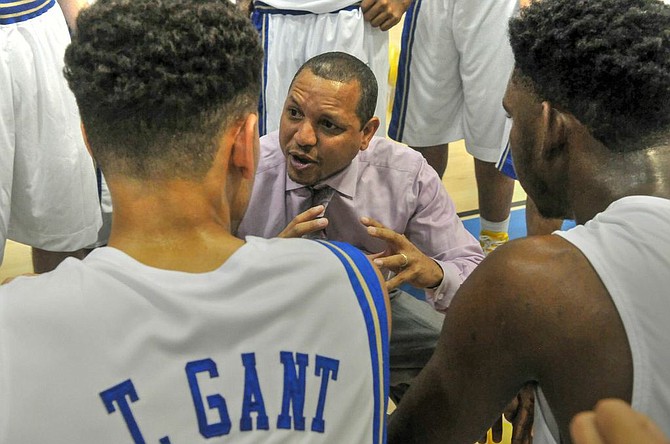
[388,0,520,253]
[0,1,391,442]
[250,0,411,136]
[387,0,670,442]
[0,0,102,271]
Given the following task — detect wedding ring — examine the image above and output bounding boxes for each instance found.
[399,252,409,269]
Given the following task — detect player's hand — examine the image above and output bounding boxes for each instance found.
[360,0,411,31]
[278,205,329,238]
[570,399,670,444]
[503,382,535,444]
[361,216,443,290]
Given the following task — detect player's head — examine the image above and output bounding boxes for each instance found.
[279,52,380,186]
[504,0,670,219]
[508,0,670,153]
[64,0,263,181]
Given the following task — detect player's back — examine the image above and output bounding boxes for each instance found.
[0,237,389,443]
[535,196,670,443]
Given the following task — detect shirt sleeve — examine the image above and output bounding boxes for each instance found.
[404,159,485,310]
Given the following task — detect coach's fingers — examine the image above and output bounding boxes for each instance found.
[361,216,406,244]
[278,206,328,238]
[362,216,444,289]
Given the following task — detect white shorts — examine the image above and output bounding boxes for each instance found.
[388,0,518,162]
[253,4,389,136]
[0,3,102,262]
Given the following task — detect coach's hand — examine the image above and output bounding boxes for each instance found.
[361,0,411,31]
[361,216,443,291]
[278,205,329,238]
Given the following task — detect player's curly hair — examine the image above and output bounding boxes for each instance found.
[64,0,263,179]
[509,0,670,152]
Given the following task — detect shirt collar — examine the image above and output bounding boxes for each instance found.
[285,154,360,199]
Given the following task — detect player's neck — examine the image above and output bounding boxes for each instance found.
[106,179,244,273]
[571,144,670,223]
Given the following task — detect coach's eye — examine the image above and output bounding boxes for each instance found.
[287,107,303,119]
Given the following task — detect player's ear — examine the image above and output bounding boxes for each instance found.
[540,101,569,161]
[80,122,94,159]
[231,113,259,180]
[359,117,380,151]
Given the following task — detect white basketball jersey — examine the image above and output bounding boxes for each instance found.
[534,196,670,443]
[0,237,389,443]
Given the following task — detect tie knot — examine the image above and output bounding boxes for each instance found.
[310,185,335,209]
[303,186,335,240]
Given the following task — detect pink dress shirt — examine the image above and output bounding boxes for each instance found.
[237,131,484,309]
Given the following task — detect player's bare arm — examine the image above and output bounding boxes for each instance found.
[236,0,253,16]
[57,0,89,33]
[388,235,633,444]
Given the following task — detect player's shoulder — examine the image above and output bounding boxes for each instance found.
[251,237,375,270]
[456,234,596,312]
[0,257,90,314]
[449,233,609,352]
[488,234,581,274]
[248,237,388,307]
[314,240,378,272]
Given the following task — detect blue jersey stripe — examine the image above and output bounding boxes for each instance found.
[0,0,54,25]
[316,240,389,444]
[251,10,270,136]
[388,0,422,142]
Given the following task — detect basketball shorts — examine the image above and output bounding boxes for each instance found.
[0,3,102,262]
[253,3,389,136]
[389,0,518,162]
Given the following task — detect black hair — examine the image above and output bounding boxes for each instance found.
[64,0,263,179]
[509,0,670,152]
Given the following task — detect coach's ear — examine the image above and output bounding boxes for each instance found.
[230,113,259,180]
[359,116,380,151]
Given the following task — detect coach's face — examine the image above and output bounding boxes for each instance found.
[503,71,571,219]
[279,69,378,186]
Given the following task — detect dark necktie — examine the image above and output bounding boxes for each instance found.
[305,185,335,239]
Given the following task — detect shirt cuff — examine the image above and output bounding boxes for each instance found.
[424,261,462,312]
